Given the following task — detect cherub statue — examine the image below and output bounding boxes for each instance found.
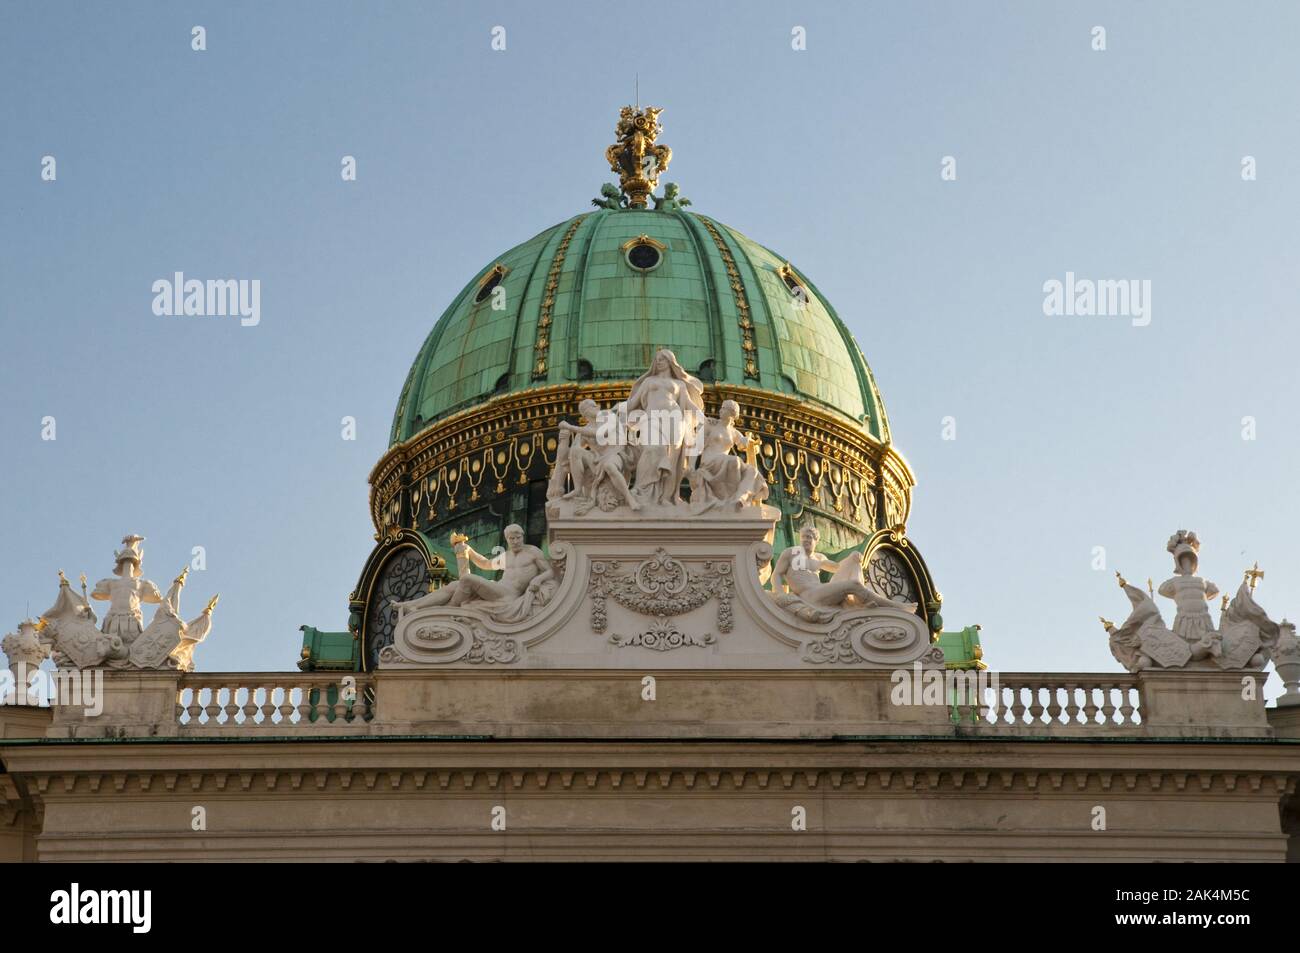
[652,183,691,210]
[395,524,554,616]
[687,399,766,512]
[592,183,626,210]
[771,525,909,613]
[558,398,639,513]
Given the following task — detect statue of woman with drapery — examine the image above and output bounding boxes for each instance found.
[625,349,705,506]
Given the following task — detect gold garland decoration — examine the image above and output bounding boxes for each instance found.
[532,216,587,380]
[371,383,910,538]
[697,216,760,380]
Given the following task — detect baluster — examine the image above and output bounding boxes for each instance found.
[1036,687,1052,724]
[1100,685,1119,725]
[351,684,369,722]
[1082,685,1101,725]
[275,686,293,722]
[201,686,221,724]
[239,685,257,723]
[1046,685,1064,724]
[1010,685,1028,724]
[295,684,312,723]
[1122,684,1139,725]
[1063,684,1080,724]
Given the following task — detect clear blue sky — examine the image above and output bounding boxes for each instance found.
[2,1,1297,690]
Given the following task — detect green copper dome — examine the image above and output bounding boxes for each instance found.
[389,208,890,447]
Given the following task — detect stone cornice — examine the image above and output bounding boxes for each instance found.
[4,739,1298,798]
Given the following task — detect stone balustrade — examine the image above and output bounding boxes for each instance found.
[949,673,1143,733]
[6,667,1279,740]
[176,674,373,732]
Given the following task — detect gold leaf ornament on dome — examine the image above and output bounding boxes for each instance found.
[532,216,586,380]
[604,106,672,209]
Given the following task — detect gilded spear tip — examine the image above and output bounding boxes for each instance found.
[1099,616,1114,630]
[205,594,220,613]
[1115,571,1128,588]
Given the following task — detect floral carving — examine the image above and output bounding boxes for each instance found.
[402,616,519,665]
[610,622,715,652]
[465,630,519,664]
[589,549,733,646]
[802,624,864,664]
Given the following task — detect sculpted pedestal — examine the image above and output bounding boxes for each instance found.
[381,503,939,671]
[380,347,940,674]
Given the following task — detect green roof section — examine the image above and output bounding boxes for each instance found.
[298,626,359,672]
[936,625,985,671]
[390,207,890,446]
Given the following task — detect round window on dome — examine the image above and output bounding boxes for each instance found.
[622,234,667,272]
[626,242,662,272]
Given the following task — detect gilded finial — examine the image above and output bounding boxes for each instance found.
[1221,594,1230,611]
[175,566,190,585]
[204,594,220,613]
[1147,578,1154,597]
[1099,616,1114,630]
[1115,571,1127,588]
[1244,561,1264,591]
[58,569,68,585]
[604,105,672,209]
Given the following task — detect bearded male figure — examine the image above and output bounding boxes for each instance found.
[394,524,553,612]
[772,525,908,611]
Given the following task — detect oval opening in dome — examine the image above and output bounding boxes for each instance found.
[779,262,808,301]
[626,242,661,272]
[474,265,507,303]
